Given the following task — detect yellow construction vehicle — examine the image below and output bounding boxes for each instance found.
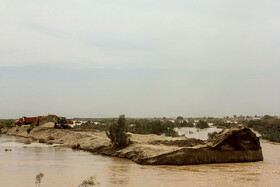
[27,115,73,133]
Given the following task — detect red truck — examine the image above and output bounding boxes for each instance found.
[15,116,38,126]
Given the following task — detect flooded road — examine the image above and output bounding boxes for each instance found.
[0,134,280,187]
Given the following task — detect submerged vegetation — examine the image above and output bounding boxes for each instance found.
[35,173,44,187]
[208,131,218,139]
[175,120,194,127]
[245,118,280,142]
[78,176,99,187]
[213,121,233,129]
[128,120,178,137]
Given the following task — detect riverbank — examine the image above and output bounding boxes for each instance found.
[1,123,263,165]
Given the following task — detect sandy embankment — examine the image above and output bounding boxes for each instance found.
[2,123,263,165]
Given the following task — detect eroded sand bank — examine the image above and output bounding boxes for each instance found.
[2,123,263,165]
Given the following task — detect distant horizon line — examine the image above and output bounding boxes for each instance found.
[3,114,279,120]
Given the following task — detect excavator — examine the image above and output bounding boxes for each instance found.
[27,115,73,133]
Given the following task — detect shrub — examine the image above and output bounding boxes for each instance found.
[244,119,280,143]
[263,115,275,120]
[164,127,179,137]
[196,120,209,129]
[163,121,179,137]
[129,120,178,137]
[175,116,184,125]
[72,143,81,149]
[246,120,266,131]
[176,116,184,121]
[38,139,46,143]
[208,131,218,139]
[35,173,44,187]
[78,176,99,187]
[0,123,3,131]
[106,115,131,148]
[213,121,232,129]
[74,122,109,131]
[180,121,194,127]
[0,120,15,129]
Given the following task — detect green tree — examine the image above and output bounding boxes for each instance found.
[163,121,179,137]
[180,120,194,127]
[175,116,184,126]
[176,116,184,121]
[263,115,275,120]
[196,120,209,129]
[106,115,131,148]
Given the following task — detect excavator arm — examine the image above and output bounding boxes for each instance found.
[27,115,60,133]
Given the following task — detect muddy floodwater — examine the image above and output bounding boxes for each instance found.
[175,126,223,140]
[0,134,280,187]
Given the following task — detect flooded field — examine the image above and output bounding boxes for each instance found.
[175,126,223,140]
[0,134,280,187]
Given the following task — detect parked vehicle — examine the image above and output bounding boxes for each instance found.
[15,117,38,126]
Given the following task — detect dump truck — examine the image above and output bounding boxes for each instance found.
[15,116,38,126]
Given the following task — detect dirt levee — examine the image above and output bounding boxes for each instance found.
[2,123,263,165]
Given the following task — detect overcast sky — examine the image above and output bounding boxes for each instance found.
[0,0,280,118]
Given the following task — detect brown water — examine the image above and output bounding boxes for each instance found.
[0,134,280,187]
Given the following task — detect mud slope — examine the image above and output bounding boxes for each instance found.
[2,124,263,165]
